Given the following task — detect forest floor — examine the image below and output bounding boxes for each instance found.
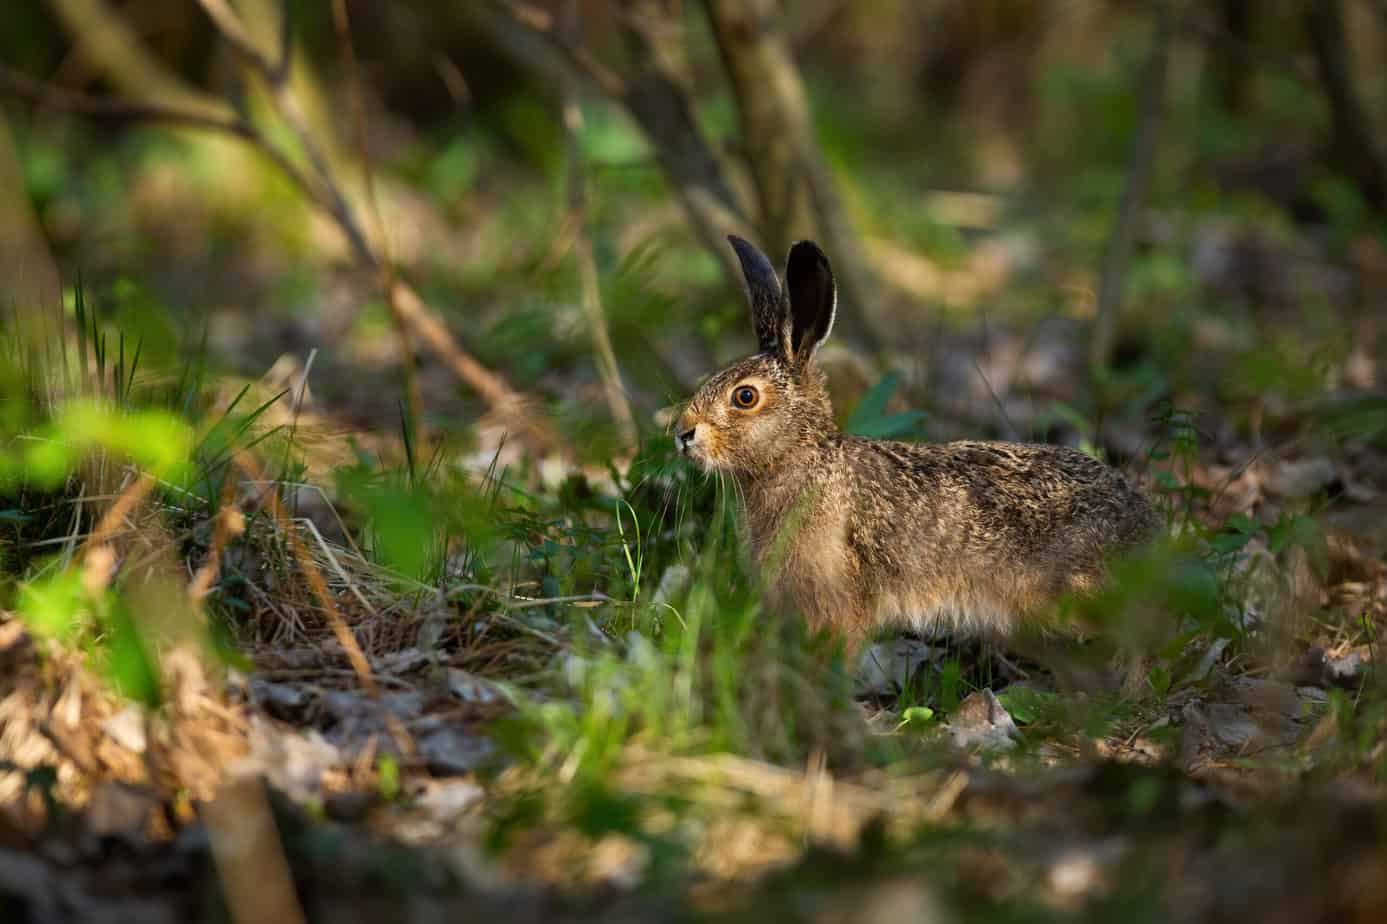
[3,362,1386,923]
[8,4,1387,916]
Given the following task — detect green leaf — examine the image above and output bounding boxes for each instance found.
[377,754,401,801]
[845,372,927,439]
[1209,530,1252,555]
[18,569,90,641]
[896,705,936,730]
[23,401,195,486]
[98,604,161,708]
[369,487,436,581]
[846,372,899,431]
[1146,664,1173,698]
[996,686,1058,725]
[938,659,963,714]
[1226,513,1258,534]
[22,440,76,489]
[1267,512,1321,555]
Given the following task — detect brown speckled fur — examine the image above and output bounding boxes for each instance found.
[677,237,1161,649]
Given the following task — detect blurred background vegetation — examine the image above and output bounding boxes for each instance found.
[3,0,1382,454]
[3,1,1387,922]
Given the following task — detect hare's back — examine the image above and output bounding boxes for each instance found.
[858,438,1157,550]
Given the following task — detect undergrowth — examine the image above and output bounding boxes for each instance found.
[4,277,1387,904]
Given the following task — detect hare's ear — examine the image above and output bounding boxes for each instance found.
[784,241,836,364]
[728,235,787,355]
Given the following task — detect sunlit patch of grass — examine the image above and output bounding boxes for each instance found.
[478,471,877,879]
[0,282,397,696]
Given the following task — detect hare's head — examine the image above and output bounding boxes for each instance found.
[677,236,838,475]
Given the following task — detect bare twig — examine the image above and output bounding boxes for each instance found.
[194,0,377,266]
[47,0,230,119]
[270,0,294,84]
[194,0,283,81]
[189,470,245,602]
[559,1,638,448]
[296,514,378,619]
[0,63,336,245]
[494,1,627,98]
[0,63,247,137]
[474,0,755,289]
[73,469,154,621]
[201,0,550,450]
[386,281,552,451]
[84,470,157,560]
[10,4,555,454]
[1088,1,1174,373]
[329,0,423,439]
[612,0,756,280]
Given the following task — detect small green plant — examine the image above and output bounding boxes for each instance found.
[1146,402,1206,529]
[2,287,269,708]
[896,705,936,731]
[996,686,1061,726]
[376,754,402,802]
[844,372,928,440]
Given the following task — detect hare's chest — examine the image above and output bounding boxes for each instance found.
[747,495,855,617]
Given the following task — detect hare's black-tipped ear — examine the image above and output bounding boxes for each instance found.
[785,240,836,363]
[728,235,786,354]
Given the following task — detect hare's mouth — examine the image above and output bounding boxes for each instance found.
[679,440,711,469]
[677,436,721,472]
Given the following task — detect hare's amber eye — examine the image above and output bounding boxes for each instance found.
[731,385,759,409]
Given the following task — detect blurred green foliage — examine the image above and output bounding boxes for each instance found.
[4,4,1387,909]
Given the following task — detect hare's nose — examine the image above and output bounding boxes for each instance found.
[677,426,697,453]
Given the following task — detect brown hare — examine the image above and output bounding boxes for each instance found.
[676,236,1160,652]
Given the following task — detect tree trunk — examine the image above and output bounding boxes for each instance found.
[1305,0,1387,213]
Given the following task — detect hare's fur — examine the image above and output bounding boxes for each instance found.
[677,237,1159,646]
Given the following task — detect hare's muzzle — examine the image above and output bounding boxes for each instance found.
[676,424,698,455]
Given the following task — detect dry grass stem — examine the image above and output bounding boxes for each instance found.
[233,450,416,760]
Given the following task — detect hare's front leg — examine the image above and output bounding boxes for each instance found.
[796,584,876,661]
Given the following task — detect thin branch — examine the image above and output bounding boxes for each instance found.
[560,0,638,448]
[196,0,551,449]
[329,0,423,440]
[84,470,157,560]
[194,0,283,82]
[14,2,555,453]
[270,0,294,84]
[614,0,754,268]
[193,0,378,265]
[0,63,337,231]
[474,0,754,289]
[47,0,230,120]
[492,1,628,98]
[1089,1,1174,373]
[0,63,246,136]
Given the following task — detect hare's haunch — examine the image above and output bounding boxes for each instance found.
[677,236,1160,645]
